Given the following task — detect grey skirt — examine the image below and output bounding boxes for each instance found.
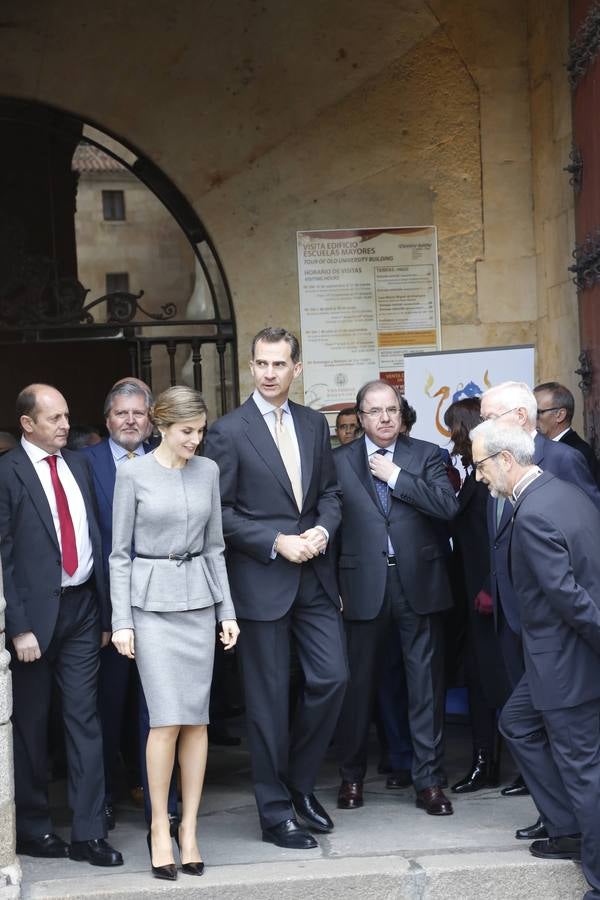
[132,605,217,727]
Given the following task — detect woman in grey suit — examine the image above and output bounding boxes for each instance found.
[110,386,238,880]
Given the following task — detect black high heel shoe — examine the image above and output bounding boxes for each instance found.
[146,831,177,881]
[175,829,205,876]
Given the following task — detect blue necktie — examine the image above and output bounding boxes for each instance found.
[373,448,390,513]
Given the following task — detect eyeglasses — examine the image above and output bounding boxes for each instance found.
[359,407,401,419]
[480,407,519,423]
[472,451,501,471]
[337,424,357,432]
[536,407,561,417]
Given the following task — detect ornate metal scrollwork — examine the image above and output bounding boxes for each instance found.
[567,1,600,88]
[569,229,600,290]
[575,350,593,395]
[564,145,583,192]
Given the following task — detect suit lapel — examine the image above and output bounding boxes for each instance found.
[93,441,116,507]
[347,438,385,515]
[12,447,59,550]
[242,398,299,507]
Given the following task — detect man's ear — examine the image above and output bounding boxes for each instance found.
[293,362,303,379]
[20,415,33,435]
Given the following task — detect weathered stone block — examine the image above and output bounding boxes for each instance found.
[477,256,537,323]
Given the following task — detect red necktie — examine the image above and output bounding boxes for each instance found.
[45,455,78,576]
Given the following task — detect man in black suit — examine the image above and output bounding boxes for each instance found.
[472,419,600,900]
[0,384,122,866]
[204,327,347,849]
[480,381,600,824]
[534,381,598,482]
[334,380,458,815]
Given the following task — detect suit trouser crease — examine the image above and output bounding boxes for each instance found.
[12,586,107,841]
[337,567,444,791]
[500,676,600,893]
[237,564,348,828]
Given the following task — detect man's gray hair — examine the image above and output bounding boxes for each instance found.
[103,381,153,418]
[481,381,537,427]
[470,420,535,466]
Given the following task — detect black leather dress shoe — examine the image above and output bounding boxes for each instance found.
[515,816,549,840]
[415,786,454,816]
[529,835,582,861]
[290,790,333,833]
[337,781,363,809]
[501,775,530,797]
[452,749,499,794]
[16,833,70,858]
[262,818,318,849]
[104,804,115,831]
[386,770,412,789]
[70,838,123,867]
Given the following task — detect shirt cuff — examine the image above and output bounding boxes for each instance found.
[314,525,329,554]
[387,465,401,490]
[271,532,280,560]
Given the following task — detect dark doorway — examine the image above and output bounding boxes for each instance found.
[0,98,238,433]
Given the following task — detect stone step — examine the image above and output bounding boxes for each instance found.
[21,851,588,900]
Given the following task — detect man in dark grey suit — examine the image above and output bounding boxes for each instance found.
[472,419,600,900]
[480,380,600,822]
[534,381,599,483]
[334,380,458,815]
[204,327,348,849]
[0,384,122,866]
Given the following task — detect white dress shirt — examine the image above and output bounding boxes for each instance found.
[552,428,571,443]
[21,437,93,586]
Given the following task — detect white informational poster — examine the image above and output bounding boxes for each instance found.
[403,345,535,448]
[297,227,440,420]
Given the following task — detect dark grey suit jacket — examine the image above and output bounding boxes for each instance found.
[204,396,341,621]
[509,470,600,710]
[0,445,108,651]
[489,431,600,634]
[334,434,458,620]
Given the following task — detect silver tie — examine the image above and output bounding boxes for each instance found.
[274,407,302,510]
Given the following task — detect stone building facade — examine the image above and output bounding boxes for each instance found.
[0,1,586,892]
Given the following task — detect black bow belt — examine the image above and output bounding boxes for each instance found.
[136,551,201,567]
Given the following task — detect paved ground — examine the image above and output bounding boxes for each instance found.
[18,721,589,899]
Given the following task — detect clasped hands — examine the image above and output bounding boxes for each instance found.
[276,527,327,564]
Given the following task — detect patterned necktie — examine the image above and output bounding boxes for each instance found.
[45,455,78,576]
[274,407,303,510]
[373,448,390,513]
[127,451,135,459]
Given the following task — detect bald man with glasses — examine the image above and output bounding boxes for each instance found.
[479,381,600,834]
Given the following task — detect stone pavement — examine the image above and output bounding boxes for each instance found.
[18,723,588,899]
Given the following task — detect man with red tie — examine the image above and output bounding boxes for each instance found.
[0,384,122,866]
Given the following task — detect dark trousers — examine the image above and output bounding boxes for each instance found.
[377,634,413,771]
[465,634,497,751]
[11,584,106,841]
[336,566,445,791]
[500,675,600,899]
[98,643,133,805]
[237,564,348,829]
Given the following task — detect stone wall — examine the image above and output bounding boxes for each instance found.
[0,565,20,897]
[0,0,578,404]
[528,0,582,427]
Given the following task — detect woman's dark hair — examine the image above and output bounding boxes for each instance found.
[444,397,481,466]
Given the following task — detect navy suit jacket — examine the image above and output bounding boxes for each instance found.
[82,439,117,588]
[489,431,600,634]
[509,471,600,710]
[333,434,458,619]
[0,445,108,651]
[559,428,599,484]
[203,396,341,620]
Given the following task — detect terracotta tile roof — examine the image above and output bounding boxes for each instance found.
[72,143,126,173]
